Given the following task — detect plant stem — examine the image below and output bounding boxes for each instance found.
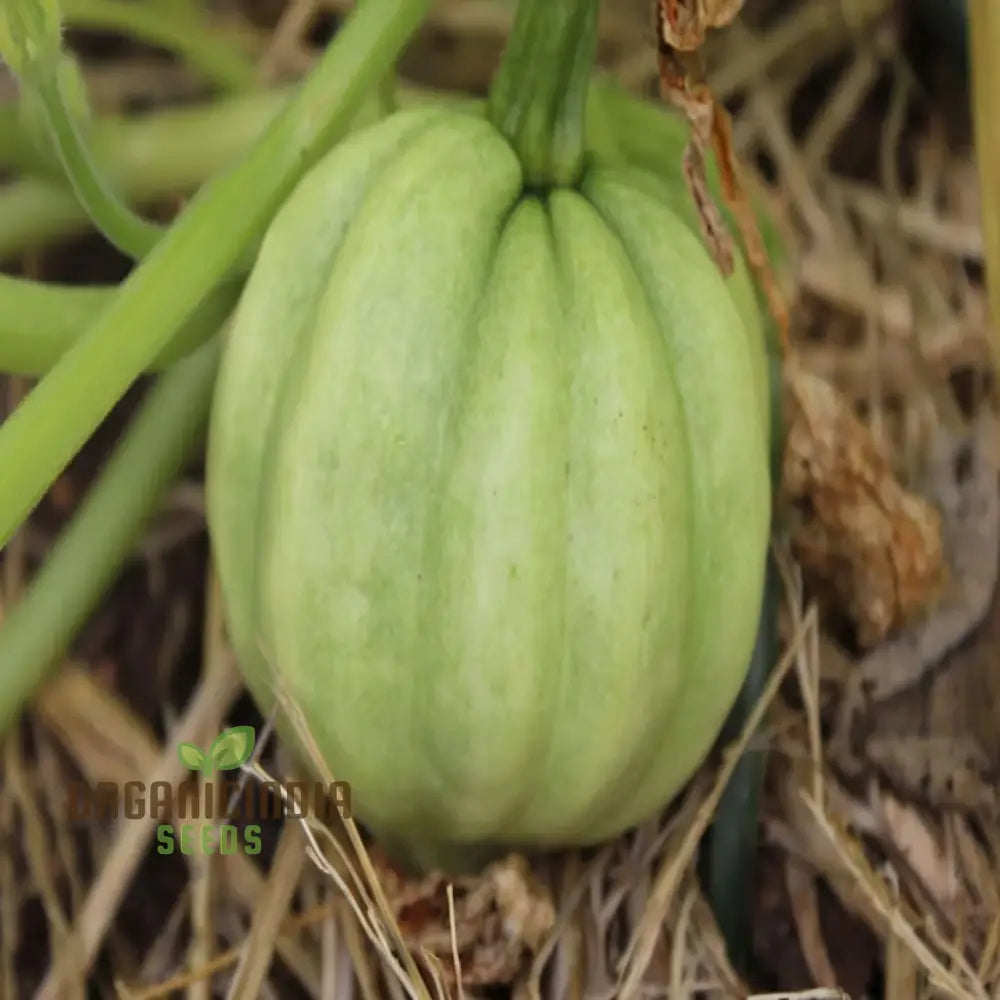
[0,84,477,262]
[60,0,258,93]
[0,178,103,261]
[0,86,292,179]
[0,81,731,372]
[486,0,601,188]
[0,275,110,371]
[0,336,221,736]
[0,272,241,374]
[0,82,479,179]
[0,0,436,549]
[34,68,165,258]
[0,80,776,372]
[1,0,215,260]
[0,83,295,262]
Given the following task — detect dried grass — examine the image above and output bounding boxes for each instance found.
[2,1,999,997]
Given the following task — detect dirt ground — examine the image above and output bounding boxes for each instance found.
[2,1,998,998]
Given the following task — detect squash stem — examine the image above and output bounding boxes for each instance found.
[486,0,601,189]
[0,335,222,736]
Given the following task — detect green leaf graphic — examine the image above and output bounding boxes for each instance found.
[209,725,256,771]
[177,742,206,771]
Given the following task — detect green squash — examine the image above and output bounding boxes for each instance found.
[206,90,771,870]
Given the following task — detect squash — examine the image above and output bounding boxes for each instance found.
[206,0,771,874]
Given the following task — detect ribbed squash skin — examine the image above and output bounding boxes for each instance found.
[206,106,771,858]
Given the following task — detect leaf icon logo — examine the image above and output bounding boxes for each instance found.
[209,726,256,771]
[178,742,207,771]
[177,727,255,774]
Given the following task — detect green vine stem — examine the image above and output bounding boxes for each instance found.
[0,276,110,366]
[0,335,221,735]
[0,86,289,180]
[0,83,715,373]
[3,0,254,257]
[0,78,692,263]
[0,81,761,370]
[59,0,257,93]
[0,178,113,262]
[0,0,436,549]
[0,85,475,261]
[2,2,168,259]
[0,84,294,261]
[32,63,166,258]
[0,272,242,374]
[0,85,466,177]
[0,77,718,364]
[486,0,601,187]
[143,0,200,14]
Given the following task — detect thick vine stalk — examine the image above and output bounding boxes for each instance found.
[31,64,167,258]
[0,337,221,734]
[59,0,257,92]
[0,0,436,548]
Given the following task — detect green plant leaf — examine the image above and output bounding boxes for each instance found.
[208,725,255,771]
[177,742,206,771]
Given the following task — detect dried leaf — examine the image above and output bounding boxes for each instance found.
[659,0,745,51]
[376,853,556,988]
[655,0,790,351]
[682,134,735,275]
[656,39,735,276]
[781,364,945,647]
[828,413,1000,815]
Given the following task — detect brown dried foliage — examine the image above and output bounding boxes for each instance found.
[375,853,556,988]
[782,364,945,647]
